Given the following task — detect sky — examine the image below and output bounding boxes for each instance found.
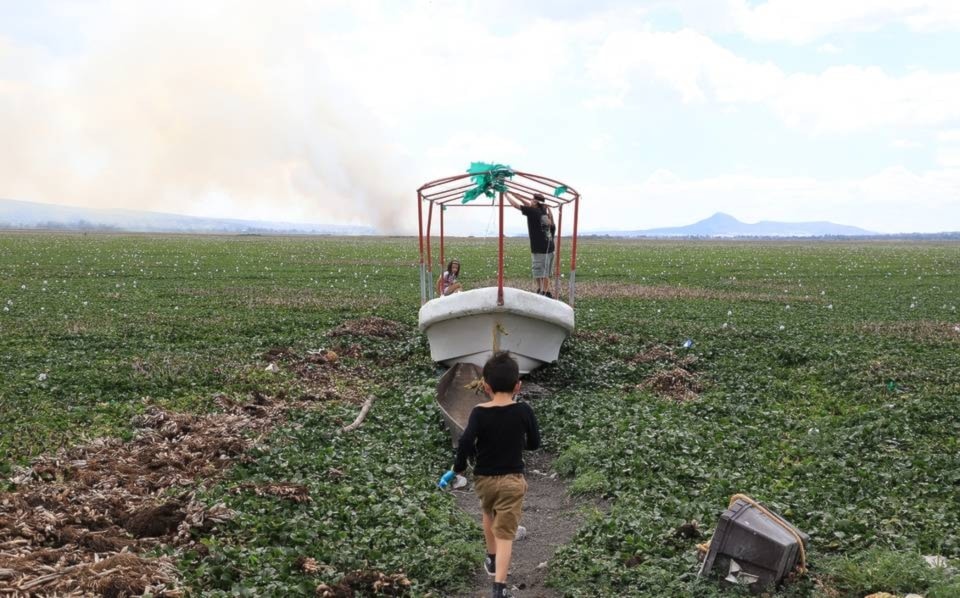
[1,0,959,234]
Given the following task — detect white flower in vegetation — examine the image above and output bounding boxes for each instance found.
[778,324,786,331]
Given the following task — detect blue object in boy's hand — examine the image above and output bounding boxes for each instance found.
[438,470,456,489]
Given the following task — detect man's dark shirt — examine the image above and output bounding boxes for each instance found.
[520,205,553,254]
[454,402,541,476]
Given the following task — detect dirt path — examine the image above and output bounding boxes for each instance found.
[451,451,591,598]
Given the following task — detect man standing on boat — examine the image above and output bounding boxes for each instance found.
[505,192,555,298]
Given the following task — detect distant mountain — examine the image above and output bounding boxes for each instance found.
[0,198,374,235]
[594,212,876,238]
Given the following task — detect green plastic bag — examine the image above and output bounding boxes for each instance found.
[462,162,515,204]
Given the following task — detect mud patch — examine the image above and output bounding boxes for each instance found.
[329,316,405,339]
[0,393,311,595]
[124,502,186,538]
[641,367,702,401]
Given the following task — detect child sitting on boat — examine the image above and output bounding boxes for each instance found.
[437,259,463,296]
[453,351,541,598]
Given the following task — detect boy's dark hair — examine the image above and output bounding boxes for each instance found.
[483,351,520,393]
[533,193,546,205]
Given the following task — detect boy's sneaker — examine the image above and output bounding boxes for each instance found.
[543,291,554,299]
[491,582,513,597]
[484,554,496,576]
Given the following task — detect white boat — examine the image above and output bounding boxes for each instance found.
[418,286,575,373]
[416,167,582,376]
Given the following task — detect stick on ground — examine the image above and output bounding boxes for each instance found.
[341,396,377,433]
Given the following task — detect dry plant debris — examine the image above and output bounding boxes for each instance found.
[315,569,412,597]
[0,394,305,596]
[328,317,405,339]
[641,367,703,401]
[628,344,676,364]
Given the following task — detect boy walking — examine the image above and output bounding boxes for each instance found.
[453,352,541,598]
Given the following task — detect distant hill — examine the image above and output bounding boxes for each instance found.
[594,212,876,237]
[0,198,374,235]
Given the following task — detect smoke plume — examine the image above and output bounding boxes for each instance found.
[0,2,412,232]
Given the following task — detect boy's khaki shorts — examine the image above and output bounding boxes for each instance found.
[474,474,528,540]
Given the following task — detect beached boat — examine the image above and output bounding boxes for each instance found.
[416,166,583,374]
[418,287,575,374]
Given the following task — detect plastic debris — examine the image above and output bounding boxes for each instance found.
[514,525,527,541]
[37,372,48,382]
[265,363,279,373]
[724,559,759,585]
[453,474,468,489]
[682,339,694,349]
[437,470,455,489]
[462,162,514,204]
[924,555,951,569]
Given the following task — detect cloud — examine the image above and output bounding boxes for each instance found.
[939,129,960,142]
[938,148,960,167]
[587,28,960,133]
[423,134,529,176]
[817,42,842,54]
[674,0,960,43]
[890,139,922,149]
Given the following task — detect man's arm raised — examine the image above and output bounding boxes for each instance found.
[505,191,531,211]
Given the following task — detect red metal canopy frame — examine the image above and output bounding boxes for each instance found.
[417,170,581,307]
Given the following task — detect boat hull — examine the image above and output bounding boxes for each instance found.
[436,362,486,446]
[418,287,575,374]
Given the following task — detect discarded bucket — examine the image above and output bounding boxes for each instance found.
[698,494,809,590]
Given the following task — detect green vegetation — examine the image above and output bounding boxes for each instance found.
[1,233,958,596]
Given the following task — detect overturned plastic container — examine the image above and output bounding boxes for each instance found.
[698,495,809,590]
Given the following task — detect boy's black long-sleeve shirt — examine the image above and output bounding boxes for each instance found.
[454,402,541,475]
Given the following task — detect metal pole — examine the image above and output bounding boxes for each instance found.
[554,205,563,299]
[426,201,434,300]
[569,195,580,307]
[418,192,425,304]
[497,190,505,306]
[439,206,445,272]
